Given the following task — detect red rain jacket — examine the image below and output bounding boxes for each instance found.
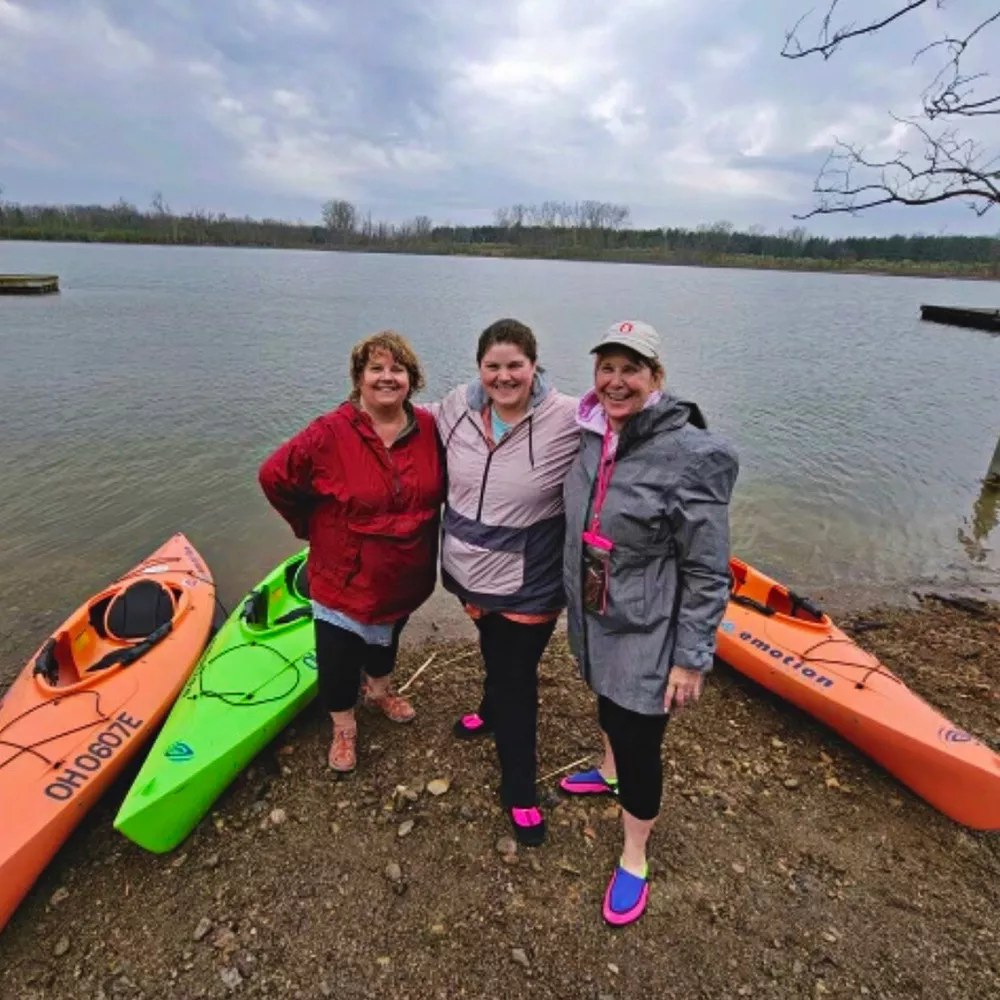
[258,402,445,624]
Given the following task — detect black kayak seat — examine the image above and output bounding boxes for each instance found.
[105,579,176,641]
[284,558,310,602]
[241,586,269,627]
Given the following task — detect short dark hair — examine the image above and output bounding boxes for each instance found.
[476,318,538,365]
[349,330,425,401]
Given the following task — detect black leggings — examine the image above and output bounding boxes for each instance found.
[598,695,670,821]
[315,617,407,713]
[475,613,557,809]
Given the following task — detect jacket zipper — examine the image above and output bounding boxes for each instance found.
[389,417,421,497]
[580,451,600,685]
[387,443,402,498]
[475,450,494,521]
[336,410,426,593]
[471,413,520,522]
[578,425,644,683]
[362,414,418,501]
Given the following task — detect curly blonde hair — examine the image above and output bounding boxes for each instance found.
[349,330,425,401]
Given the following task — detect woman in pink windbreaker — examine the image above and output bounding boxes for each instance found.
[426,319,580,846]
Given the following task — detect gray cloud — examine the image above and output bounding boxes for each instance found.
[1,0,997,235]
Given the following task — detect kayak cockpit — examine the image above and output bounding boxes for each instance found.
[32,579,186,690]
[239,557,311,633]
[729,558,831,627]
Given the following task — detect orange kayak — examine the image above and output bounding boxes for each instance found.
[0,534,215,931]
[717,558,1000,831]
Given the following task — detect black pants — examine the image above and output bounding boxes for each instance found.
[598,695,670,821]
[315,617,407,713]
[474,613,557,809]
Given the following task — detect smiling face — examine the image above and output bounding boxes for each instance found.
[358,347,410,414]
[593,349,659,429]
[479,342,536,415]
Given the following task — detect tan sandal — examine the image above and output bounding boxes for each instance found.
[328,727,357,772]
[360,682,416,724]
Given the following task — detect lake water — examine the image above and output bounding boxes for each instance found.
[1,241,998,680]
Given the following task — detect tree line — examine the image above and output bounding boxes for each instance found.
[1,191,998,275]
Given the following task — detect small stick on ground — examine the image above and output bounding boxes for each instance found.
[399,647,479,693]
[925,593,989,617]
[847,619,889,634]
[399,653,437,694]
[537,755,594,785]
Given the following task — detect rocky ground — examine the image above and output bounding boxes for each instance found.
[1,596,998,1000]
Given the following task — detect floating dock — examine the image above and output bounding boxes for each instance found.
[920,304,1000,333]
[0,274,60,295]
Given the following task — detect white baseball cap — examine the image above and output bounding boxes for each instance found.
[590,320,661,360]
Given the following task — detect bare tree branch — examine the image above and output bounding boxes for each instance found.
[794,117,1000,219]
[782,0,932,60]
[786,2,1000,217]
[917,10,1000,118]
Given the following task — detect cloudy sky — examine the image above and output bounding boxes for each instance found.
[1,0,997,235]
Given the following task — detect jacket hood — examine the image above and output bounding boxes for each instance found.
[576,390,705,439]
[466,370,554,415]
[576,389,662,436]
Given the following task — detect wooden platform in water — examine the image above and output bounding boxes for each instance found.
[0,274,60,295]
[920,304,1000,332]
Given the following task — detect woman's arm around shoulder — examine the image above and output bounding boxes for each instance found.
[415,384,469,444]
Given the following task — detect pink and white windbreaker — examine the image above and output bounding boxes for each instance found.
[426,373,580,615]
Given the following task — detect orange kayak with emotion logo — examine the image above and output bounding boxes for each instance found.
[0,534,216,932]
[716,558,1000,831]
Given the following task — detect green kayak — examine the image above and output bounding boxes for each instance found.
[114,550,317,853]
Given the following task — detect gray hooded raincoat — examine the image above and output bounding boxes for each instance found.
[563,393,739,716]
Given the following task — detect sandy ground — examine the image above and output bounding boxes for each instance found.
[1,595,998,1000]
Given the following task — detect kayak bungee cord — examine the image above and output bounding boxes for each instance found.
[192,642,303,707]
[186,574,230,623]
[114,556,183,582]
[794,636,905,689]
[194,576,233,636]
[728,581,905,689]
[0,690,110,770]
[794,637,1000,752]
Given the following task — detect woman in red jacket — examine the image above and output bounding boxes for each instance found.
[258,331,445,773]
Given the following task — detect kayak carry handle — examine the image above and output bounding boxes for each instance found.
[730,593,776,617]
[788,590,825,622]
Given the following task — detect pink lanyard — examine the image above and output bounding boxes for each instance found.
[589,428,617,534]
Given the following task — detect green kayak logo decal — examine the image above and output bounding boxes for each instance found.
[165,741,194,762]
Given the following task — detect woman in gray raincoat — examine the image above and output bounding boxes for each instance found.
[560,320,739,926]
